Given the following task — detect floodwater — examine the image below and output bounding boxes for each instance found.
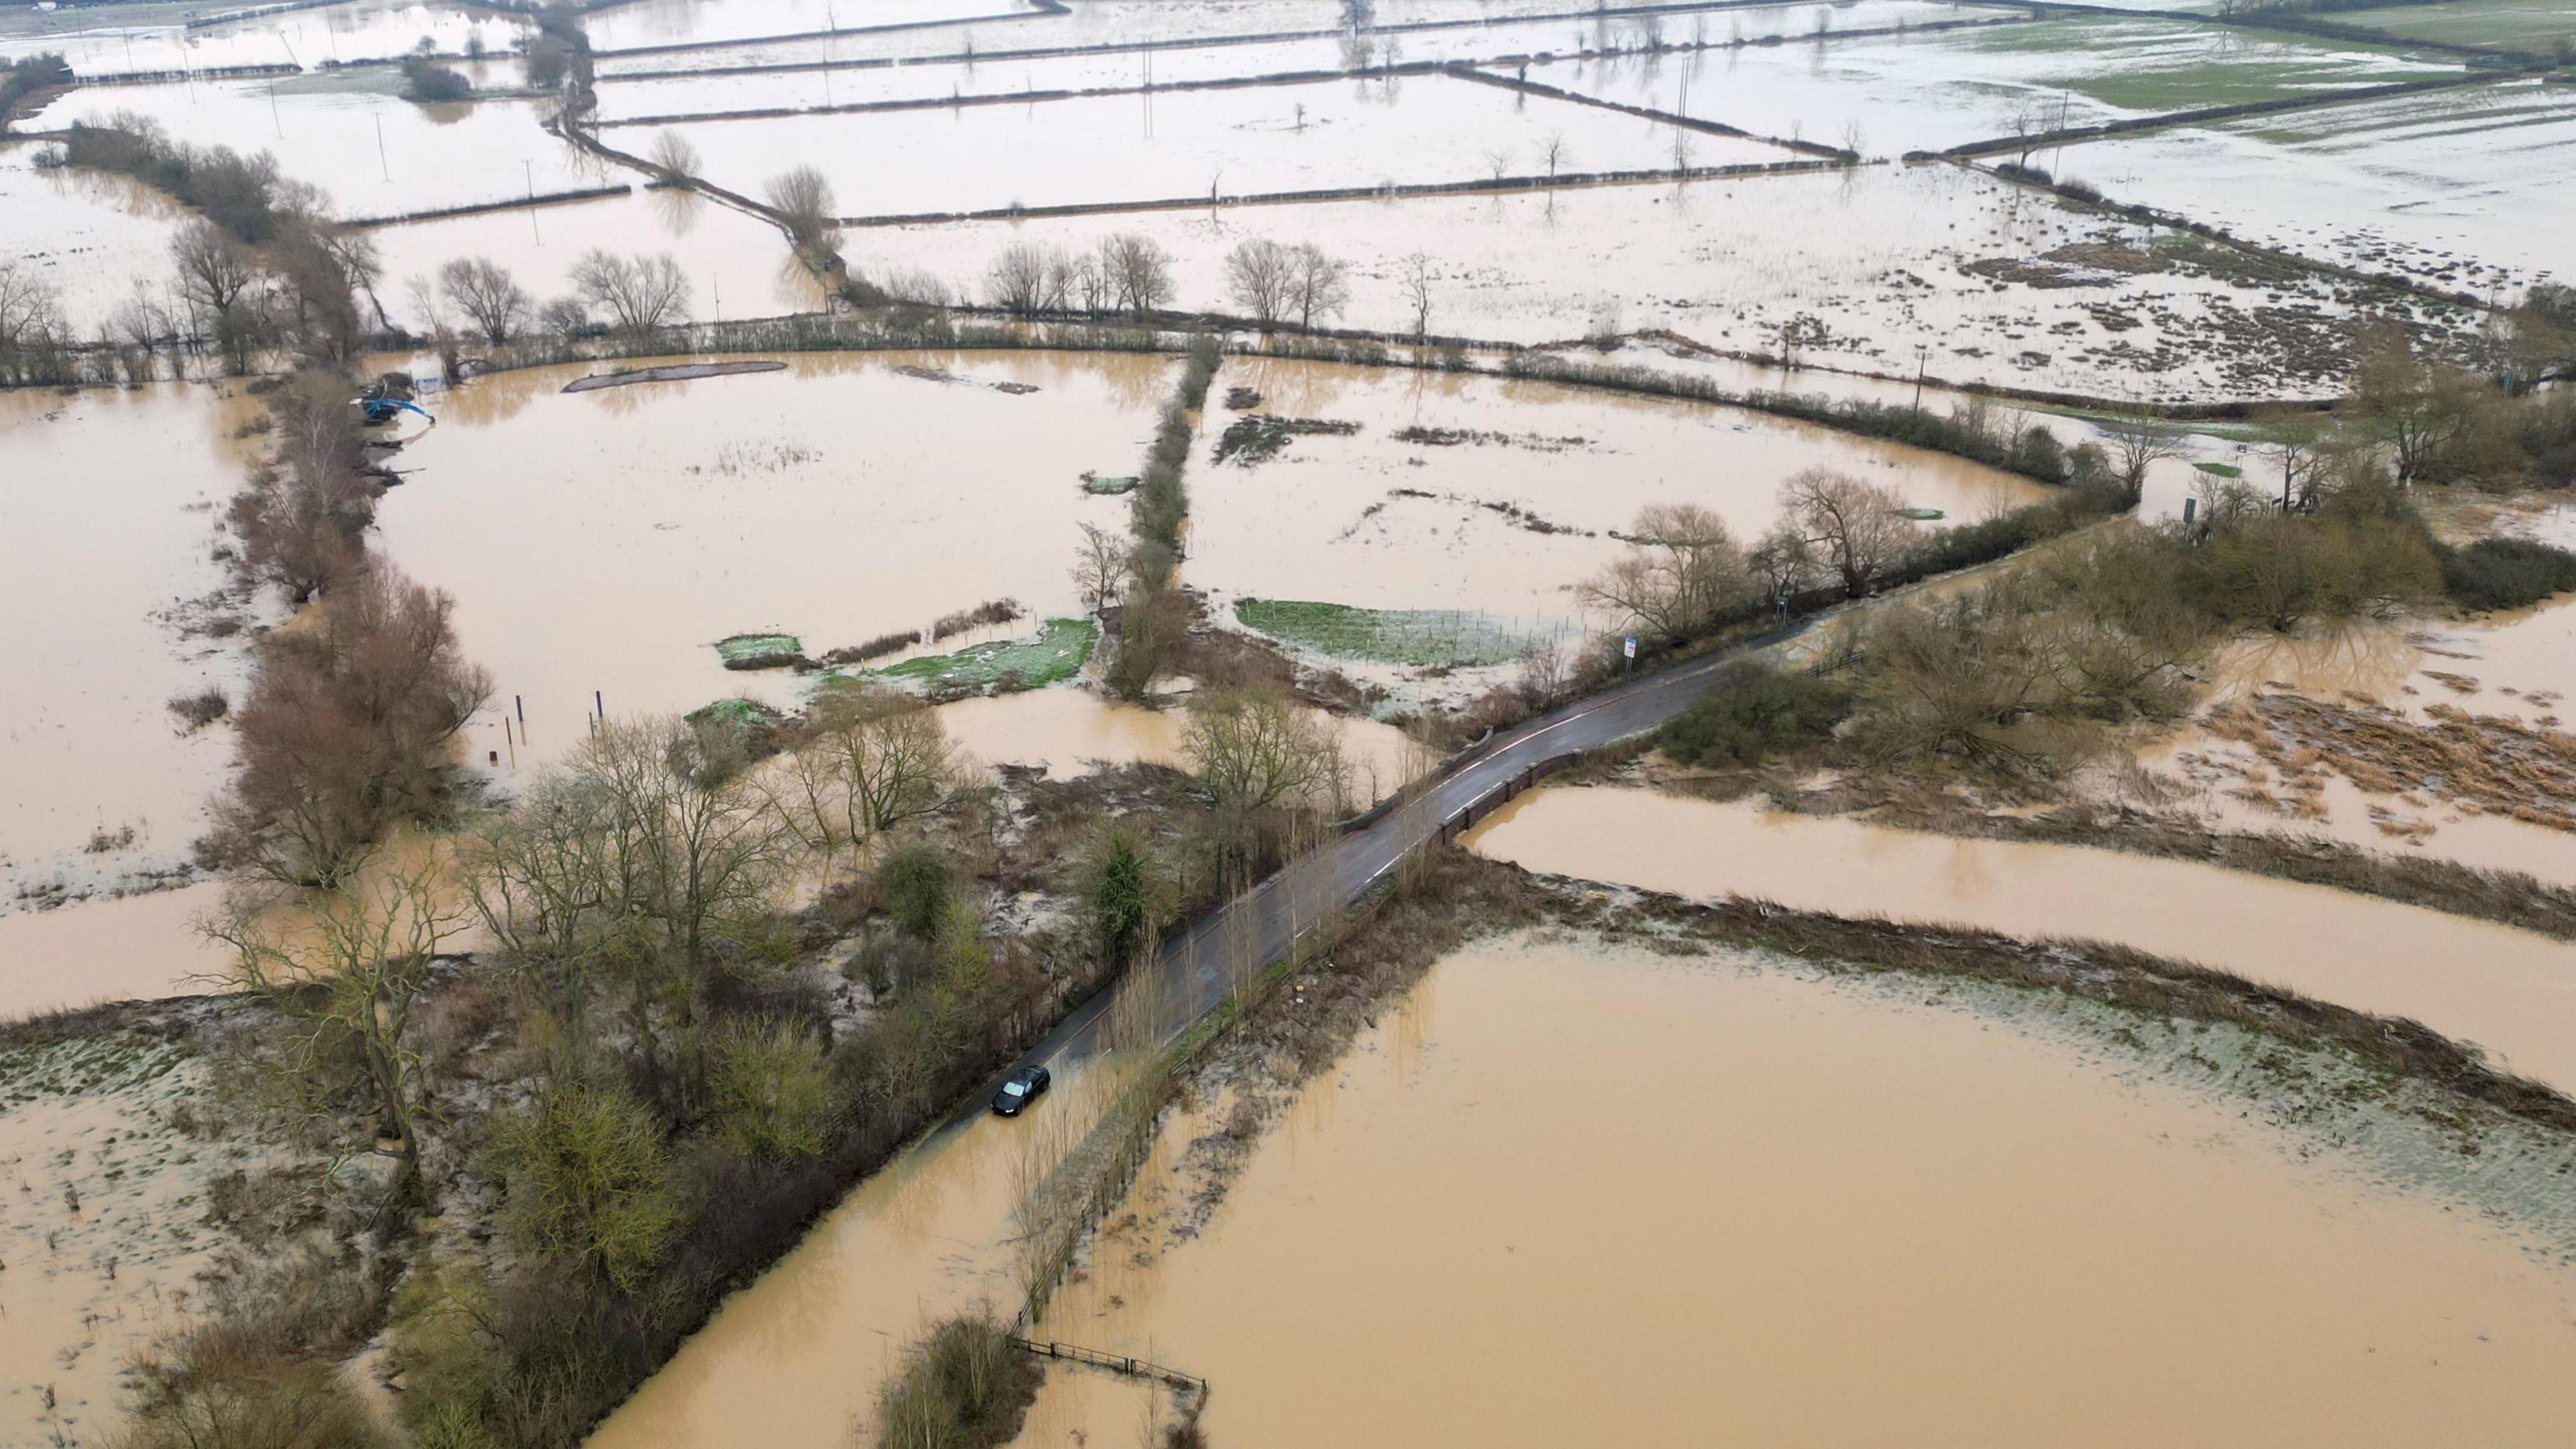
[2122,602,2576,881]
[2060,78,2576,291]
[1011,934,2576,1447]
[361,186,817,335]
[853,164,2423,402]
[661,70,1765,219]
[34,76,599,219]
[584,1055,1114,1449]
[938,686,1428,804]
[0,142,191,336]
[377,350,1176,775]
[1464,785,2576,1090]
[0,885,234,1020]
[1187,355,2046,627]
[0,0,530,74]
[1519,14,2457,159]
[0,381,258,896]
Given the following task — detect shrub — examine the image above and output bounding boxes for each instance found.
[877,843,954,940]
[874,1312,1038,1449]
[2439,537,2576,612]
[1658,660,1852,768]
[402,56,473,102]
[488,1081,679,1292]
[708,1019,837,1160]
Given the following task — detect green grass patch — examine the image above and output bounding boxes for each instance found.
[1082,474,1140,495]
[1234,598,1548,667]
[714,633,804,669]
[2193,461,2246,478]
[857,616,1097,694]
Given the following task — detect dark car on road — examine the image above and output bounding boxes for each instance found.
[991,1064,1051,1116]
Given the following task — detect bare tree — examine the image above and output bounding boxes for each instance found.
[1540,131,1570,179]
[1224,237,1295,327]
[985,241,1057,314]
[771,684,965,862]
[2099,411,2182,506]
[438,256,531,347]
[763,164,839,252]
[206,845,464,1195]
[1398,252,1435,337]
[1287,243,1350,330]
[648,129,700,183]
[0,261,65,370]
[1102,233,1174,317]
[1782,468,1916,597]
[1485,146,1513,182]
[1580,502,1751,642]
[572,250,692,334]
[1071,521,1132,613]
[1181,686,1348,818]
[1748,522,1821,610]
[1067,248,1112,315]
[172,220,259,319]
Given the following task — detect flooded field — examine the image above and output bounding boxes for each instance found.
[582,0,1036,55]
[0,142,189,336]
[1465,785,2576,1090]
[661,71,1766,219]
[936,686,1427,800]
[2130,602,2576,881]
[362,187,814,333]
[1187,355,2045,629]
[1511,15,2461,158]
[2334,0,2576,49]
[32,76,598,220]
[378,350,1175,771]
[1012,933,2576,1447]
[586,3,1972,123]
[2060,78,2576,291]
[0,382,256,906]
[856,164,2466,399]
[0,0,528,74]
[0,885,233,1019]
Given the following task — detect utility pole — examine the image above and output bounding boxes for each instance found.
[1913,345,1929,411]
[525,160,540,244]
[375,113,390,182]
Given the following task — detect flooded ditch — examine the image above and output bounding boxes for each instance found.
[1465,784,2576,1091]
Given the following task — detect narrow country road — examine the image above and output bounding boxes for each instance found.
[979,606,1831,1099]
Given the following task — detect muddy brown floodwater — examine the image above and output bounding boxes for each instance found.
[937,688,1428,802]
[583,1055,1135,1449]
[1010,934,2576,1447]
[1187,356,2047,628]
[378,350,1175,776]
[1464,786,2576,1092]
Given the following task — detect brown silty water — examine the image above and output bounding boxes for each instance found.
[374,350,1176,775]
[1010,934,2576,1448]
[2133,602,2576,883]
[1465,785,2576,1092]
[583,1051,1147,1449]
[1189,356,2047,627]
[936,688,1428,804]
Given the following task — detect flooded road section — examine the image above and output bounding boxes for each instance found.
[1188,356,2046,627]
[1464,786,2576,1092]
[1012,935,2576,1448]
[584,1054,1126,1449]
[378,350,1174,773]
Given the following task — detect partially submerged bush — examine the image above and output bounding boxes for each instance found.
[402,56,473,102]
[2439,537,2576,612]
[1658,661,1851,769]
[874,1312,1038,1449]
